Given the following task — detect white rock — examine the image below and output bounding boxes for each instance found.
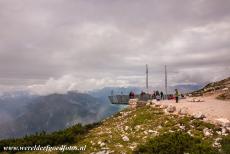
[148,130,154,133]
[160,104,168,109]
[95,150,109,154]
[144,131,148,135]
[124,126,129,131]
[221,127,229,134]
[215,118,230,127]
[122,136,129,142]
[167,105,176,113]
[100,142,106,147]
[222,88,228,91]
[203,128,212,137]
[179,125,186,130]
[134,125,141,131]
[178,107,188,115]
[216,131,222,135]
[192,112,206,119]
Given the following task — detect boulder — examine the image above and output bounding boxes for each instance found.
[178,107,188,115]
[215,118,230,127]
[192,112,206,119]
[166,105,176,113]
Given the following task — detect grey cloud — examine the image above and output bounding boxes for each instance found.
[0,0,230,93]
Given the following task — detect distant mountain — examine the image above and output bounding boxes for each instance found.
[0,91,121,139]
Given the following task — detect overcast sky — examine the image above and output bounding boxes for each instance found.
[0,0,230,95]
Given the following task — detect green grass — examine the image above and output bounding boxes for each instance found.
[220,135,230,154]
[0,123,100,153]
[0,105,228,154]
[135,131,218,154]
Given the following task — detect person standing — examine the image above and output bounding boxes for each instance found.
[175,89,179,103]
[160,91,164,100]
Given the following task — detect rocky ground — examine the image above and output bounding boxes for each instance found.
[73,96,230,154]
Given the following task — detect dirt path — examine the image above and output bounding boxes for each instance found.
[158,96,230,122]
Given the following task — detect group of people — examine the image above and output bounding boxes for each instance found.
[129,89,180,103]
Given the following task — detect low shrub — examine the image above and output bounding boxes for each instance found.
[135,131,218,154]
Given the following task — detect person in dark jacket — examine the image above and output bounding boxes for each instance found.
[160,91,164,100]
[129,91,135,99]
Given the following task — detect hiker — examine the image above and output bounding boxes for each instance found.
[152,91,156,99]
[160,91,164,100]
[156,91,160,101]
[175,89,179,103]
[140,91,145,100]
[129,91,135,99]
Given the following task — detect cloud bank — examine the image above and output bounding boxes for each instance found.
[0,0,230,94]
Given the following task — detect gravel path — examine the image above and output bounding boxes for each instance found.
[158,96,230,122]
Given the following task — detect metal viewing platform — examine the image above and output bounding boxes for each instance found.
[108,94,151,105]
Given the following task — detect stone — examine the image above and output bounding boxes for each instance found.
[100,142,106,147]
[221,127,229,134]
[167,105,176,113]
[215,118,230,127]
[179,125,186,130]
[124,126,129,131]
[203,128,212,137]
[192,112,206,119]
[178,107,188,115]
[160,104,168,109]
[144,131,148,135]
[95,150,109,154]
[134,125,141,131]
[122,136,129,142]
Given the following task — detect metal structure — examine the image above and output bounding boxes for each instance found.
[165,65,168,99]
[146,64,148,90]
[108,64,151,105]
[108,94,151,105]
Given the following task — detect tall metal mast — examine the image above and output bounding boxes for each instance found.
[165,65,168,99]
[146,64,148,90]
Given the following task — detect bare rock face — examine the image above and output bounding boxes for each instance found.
[192,112,206,119]
[166,105,176,113]
[215,118,230,127]
[178,107,188,115]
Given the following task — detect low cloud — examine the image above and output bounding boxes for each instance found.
[0,0,230,94]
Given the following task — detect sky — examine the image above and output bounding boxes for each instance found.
[0,0,230,95]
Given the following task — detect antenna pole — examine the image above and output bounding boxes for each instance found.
[146,64,148,90]
[165,65,168,99]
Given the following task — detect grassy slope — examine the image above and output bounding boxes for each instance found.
[1,106,230,154]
